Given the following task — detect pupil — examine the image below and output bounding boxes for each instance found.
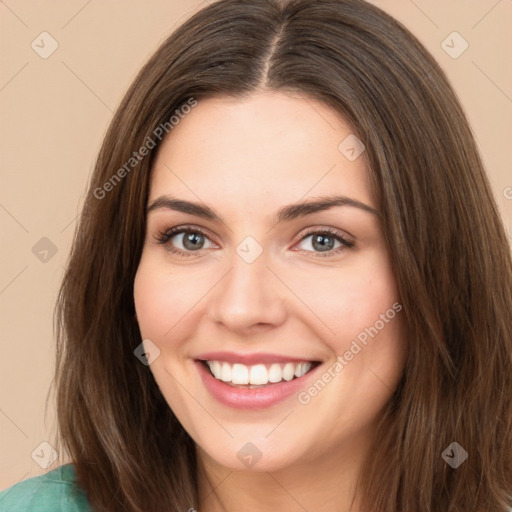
[313,234,333,252]
[183,232,204,250]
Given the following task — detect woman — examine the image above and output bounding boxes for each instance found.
[1,0,511,510]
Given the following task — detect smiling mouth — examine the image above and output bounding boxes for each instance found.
[198,359,321,388]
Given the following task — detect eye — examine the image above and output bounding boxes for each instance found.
[153,225,355,258]
[294,228,355,257]
[153,225,215,257]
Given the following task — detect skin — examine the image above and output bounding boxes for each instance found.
[133,90,408,512]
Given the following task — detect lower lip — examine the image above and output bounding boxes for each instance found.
[195,360,321,410]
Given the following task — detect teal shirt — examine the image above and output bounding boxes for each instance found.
[0,464,92,511]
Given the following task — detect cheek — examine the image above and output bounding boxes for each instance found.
[133,255,189,339]
[288,250,400,348]
[133,254,221,364]
[134,272,166,337]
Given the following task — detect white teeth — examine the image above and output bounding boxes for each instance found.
[282,362,295,381]
[209,361,222,379]
[268,363,283,383]
[231,363,249,385]
[249,364,268,385]
[205,360,314,385]
[220,362,231,382]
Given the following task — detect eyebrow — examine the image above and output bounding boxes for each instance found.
[146,194,380,223]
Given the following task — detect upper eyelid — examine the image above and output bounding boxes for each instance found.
[156,223,350,236]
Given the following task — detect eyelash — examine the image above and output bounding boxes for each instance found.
[153,224,355,258]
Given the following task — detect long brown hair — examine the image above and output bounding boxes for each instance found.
[49,0,512,510]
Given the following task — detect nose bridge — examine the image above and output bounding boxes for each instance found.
[208,242,286,330]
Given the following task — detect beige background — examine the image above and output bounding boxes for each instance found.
[1,0,511,490]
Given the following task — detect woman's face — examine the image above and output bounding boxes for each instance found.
[134,90,408,473]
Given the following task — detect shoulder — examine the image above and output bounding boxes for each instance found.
[0,464,92,511]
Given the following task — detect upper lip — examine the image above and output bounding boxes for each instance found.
[195,351,321,365]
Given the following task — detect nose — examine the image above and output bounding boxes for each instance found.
[206,248,287,334]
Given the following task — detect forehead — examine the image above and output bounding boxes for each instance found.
[149,91,374,213]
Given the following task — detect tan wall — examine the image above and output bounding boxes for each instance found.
[1,0,511,489]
